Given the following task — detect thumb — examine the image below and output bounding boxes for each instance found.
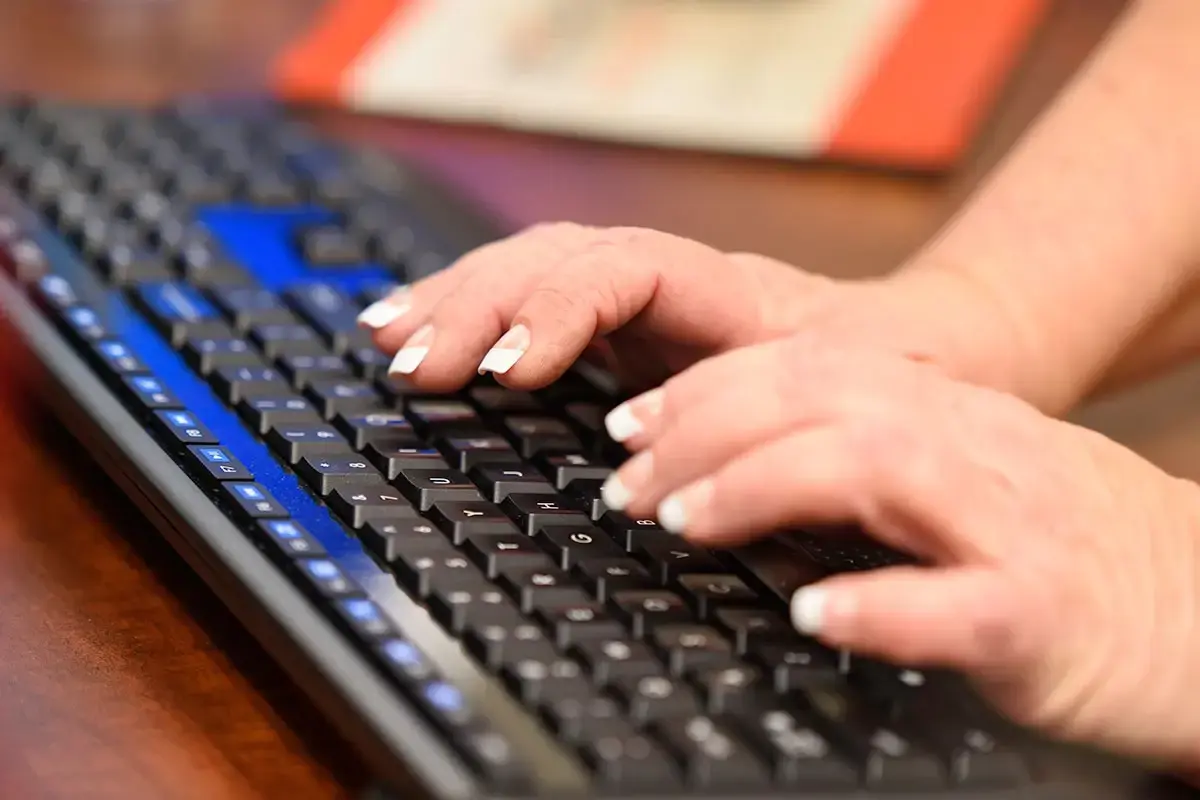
[790,565,1038,674]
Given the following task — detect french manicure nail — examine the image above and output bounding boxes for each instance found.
[604,388,664,442]
[357,289,411,329]
[601,453,653,512]
[478,324,531,375]
[657,478,711,534]
[389,324,434,375]
[600,474,632,511]
[790,587,827,635]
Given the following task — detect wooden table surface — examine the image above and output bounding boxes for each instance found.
[3,1,1188,798]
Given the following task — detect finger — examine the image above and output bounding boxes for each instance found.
[380,222,593,388]
[790,566,1035,674]
[357,263,465,335]
[608,367,881,518]
[490,227,766,390]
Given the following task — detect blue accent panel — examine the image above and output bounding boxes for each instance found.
[196,205,395,294]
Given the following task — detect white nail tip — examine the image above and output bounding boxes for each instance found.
[357,300,409,329]
[657,495,687,533]
[790,587,827,635]
[478,348,525,375]
[389,346,430,375]
[604,403,642,442]
[600,475,632,511]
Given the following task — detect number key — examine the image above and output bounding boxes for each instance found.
[296,454,384,496]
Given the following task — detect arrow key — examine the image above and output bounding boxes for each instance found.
[427,501,520,544]
[462,533,554,579]
[328,486,421,529]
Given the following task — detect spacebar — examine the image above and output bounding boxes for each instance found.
[723,538,829,604]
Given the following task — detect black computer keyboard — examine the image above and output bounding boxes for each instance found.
[0,96,1174,800]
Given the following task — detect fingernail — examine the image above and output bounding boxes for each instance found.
[790,587,828,635]
[389,324,434,375]
[478,324,531,375]
[358,289,411,329]
[604,388,664,442]
[601,453,653,511]
[656,478,711,534]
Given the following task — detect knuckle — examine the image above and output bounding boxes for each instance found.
[586,226,657,253]
[523,220,586,242]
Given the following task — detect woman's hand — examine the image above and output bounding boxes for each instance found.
[358,222,1022,399]
[602,340,1200,771]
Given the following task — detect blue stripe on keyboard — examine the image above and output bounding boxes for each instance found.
[196,205,394,293]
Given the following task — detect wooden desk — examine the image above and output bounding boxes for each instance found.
[0,1,1163,797]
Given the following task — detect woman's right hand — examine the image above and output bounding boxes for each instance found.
[358,222,1029,407]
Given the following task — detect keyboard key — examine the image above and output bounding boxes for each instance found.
[418,680,474,729]
[500,655,590,706]
[537,453,611,490]
[580,732,682,791]
[296,454,385,496]
[500,493,590,534]
[405,399,481,436]
[359,518,445,563]
[600,512,666,550]
[459,730,530,791]
[574,558,657,602]
[123,374,182,410]
[33,274,78,312]
[427,501,520,544]
[533,602,624,648]
[265,422,349,464]
[182,335,261,375]
[185,445,253,482]
[610,590,693,637]
[377,637,435,684]
[133,281,221,345]
[462,533,552,578]
[335,597,396,640]
[221,482,288,520]
[257,519,327,560]
[749,642,840,693]
[428,585,517,634]
[283,282,363,351]
[463,621,552,671]
[333,410,414,450]
[469,463,556,503]
[363,440,445,479]
[571,638,663,685]
[237,395,320,435]
[534,524,623,569]
[393,468,481,511]
[713,608,799,654]
[249,321,320,359]
[563,479,609,520]
[153,408,217,446]
[651,625,736,676]
[803,683,947,790]
[296,225,367,266]
[210,364,288,403]
[347,345,390,381]
[277,352,350,389]
[296,557,360,598]
[631,537,727,583]
[305,378,379,420]
[674,574,757,619]
[612,674,701,723]
[93,339,149,375]
[652,715,771,789]
[494,566,586,613]
[209,285,294,332]
[393,551,484,599]
[468,386,540,414]
[691,666,768,714]
[327,486,419,529]
[438,435,520,472]
[503,416,582,458]
[734,707,859,788]
[61,305,108,341]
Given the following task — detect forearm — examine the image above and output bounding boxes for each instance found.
[899,0,1200,415]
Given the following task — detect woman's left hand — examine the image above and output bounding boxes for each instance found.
[601,339,1200,773]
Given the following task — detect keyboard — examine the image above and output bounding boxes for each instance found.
[0,96,1179,799]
